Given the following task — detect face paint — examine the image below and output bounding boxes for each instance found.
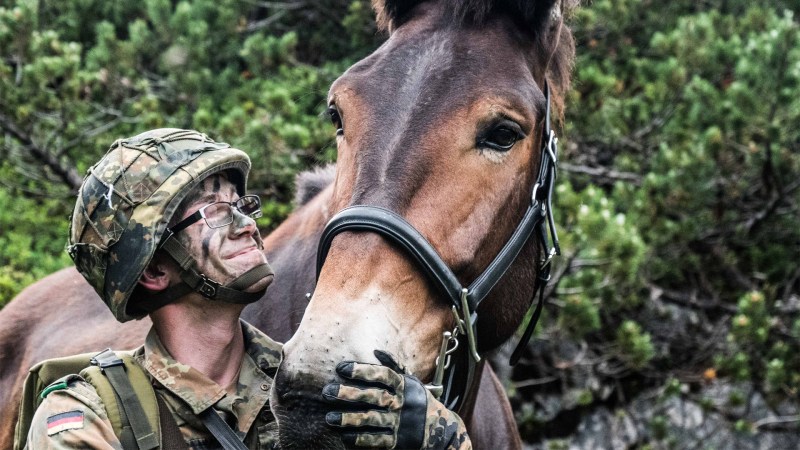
[175,174,268,291]
[201,234,212,261]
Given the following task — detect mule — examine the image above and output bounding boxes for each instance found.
[271,0,575,448]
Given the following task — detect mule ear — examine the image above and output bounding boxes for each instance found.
[372,0,424,32]
[505,0,560,34]
[533,0,575,123]
[516,0,565,56]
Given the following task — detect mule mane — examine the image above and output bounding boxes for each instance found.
[372,0,577,124]
[294,164,336,206]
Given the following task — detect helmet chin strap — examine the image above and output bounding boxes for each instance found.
[137,235,274,313]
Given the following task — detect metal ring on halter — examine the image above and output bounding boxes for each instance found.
[531,182,542,204]
[428,329,460,399]
[545,131,557,163]
[459,289,481,362]
[450,305,467,335]
[435,330,460,369]
[540,246,557,271]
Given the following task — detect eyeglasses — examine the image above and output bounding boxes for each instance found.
[170,195,262,234]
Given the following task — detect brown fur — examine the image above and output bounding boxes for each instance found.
[372,0,576,119]
[294,164,337,207]
[468,364,524,449]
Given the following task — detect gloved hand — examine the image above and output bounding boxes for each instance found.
[322,350,471,450]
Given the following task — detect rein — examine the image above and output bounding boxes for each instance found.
[315,83,561,412]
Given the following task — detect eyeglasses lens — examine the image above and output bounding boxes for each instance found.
[203,203,234,228]
[237,195,262,218]
[200,196,262,229]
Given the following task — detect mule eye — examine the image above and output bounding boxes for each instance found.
[479,124,522,152]
[328,106,343,136]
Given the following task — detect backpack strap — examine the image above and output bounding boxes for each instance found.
[198,407,249,450]
[156,394,189,450]
[82,349,159,450]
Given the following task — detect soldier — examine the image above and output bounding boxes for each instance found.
[24,129,470,450]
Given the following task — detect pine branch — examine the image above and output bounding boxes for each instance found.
[0,112,82,191]
[560,162,642,185]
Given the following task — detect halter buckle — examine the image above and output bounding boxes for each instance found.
[539,246,557,272]
[450,306,466,335]
[459,289,481,363]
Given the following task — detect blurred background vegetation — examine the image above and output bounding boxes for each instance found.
[1,0,798,448]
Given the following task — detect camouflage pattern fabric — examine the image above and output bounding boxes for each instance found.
[25,374,123,450]
[323,351,470,450]
[26,320,283,450]
[67,128,252,322]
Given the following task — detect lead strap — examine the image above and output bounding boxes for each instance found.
[509,261,550,365]
[198,407,249,450]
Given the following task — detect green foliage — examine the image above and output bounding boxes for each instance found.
[556,182,647,314]
[0,180,72,307]
[569,4,800,298]
[717,291,800,396]
[526,0,800,445]
[559,294,600,336]
[615,320,656,369]
[650,414,668,440]
[730,291,769,346]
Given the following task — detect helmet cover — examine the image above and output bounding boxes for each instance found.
[68,128,251,322]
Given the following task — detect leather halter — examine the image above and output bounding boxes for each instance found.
[316,83,560,411]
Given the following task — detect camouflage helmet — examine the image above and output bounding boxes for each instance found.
[68,128,254,322]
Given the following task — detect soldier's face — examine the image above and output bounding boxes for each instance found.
[175,174,269,292]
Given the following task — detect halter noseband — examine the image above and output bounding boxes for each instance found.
[315,83,560,412]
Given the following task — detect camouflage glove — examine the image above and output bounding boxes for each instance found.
[322,350,470,450]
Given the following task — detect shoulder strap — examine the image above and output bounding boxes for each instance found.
[81,349,159,450]
[156,394,189,450]
[85,350,188,450]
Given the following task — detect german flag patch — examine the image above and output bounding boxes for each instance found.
[46,410,84,435]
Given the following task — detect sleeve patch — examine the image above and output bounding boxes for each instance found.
[46,410,84,435]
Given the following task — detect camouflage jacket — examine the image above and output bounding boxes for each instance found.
[26,320,283,450]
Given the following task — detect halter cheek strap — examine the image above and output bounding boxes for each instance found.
[136,236,273,313]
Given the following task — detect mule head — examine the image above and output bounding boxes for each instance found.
[273,1,575,447]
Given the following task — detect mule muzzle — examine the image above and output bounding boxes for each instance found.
[272,366,346,450]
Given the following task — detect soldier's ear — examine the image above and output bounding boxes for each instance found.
[138,253,177,292]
